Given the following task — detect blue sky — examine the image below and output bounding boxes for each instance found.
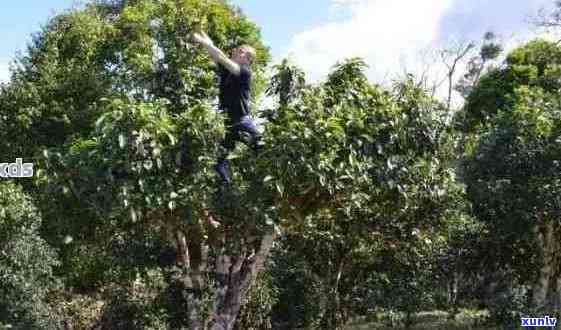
[0,0,556,85]
[0,0,332,61]
[0,1,333,67]
[1,1,77,60]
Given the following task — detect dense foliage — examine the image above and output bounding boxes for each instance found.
[0,181,60,329]
[461,40,561,324]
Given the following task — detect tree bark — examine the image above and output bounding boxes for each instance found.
[175,226,208,330]
[532,216,561,311]
[206,231,277,330]
[161,205,278,330]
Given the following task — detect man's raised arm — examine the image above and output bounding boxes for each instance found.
[191,31,241,76]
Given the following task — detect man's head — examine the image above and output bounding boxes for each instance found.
[231,45,256,66]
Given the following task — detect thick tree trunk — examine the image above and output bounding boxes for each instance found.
[557,276,561,311]
[175,227,207,330]
[318,257,347,329]
[149,208,209,329]
[333,258,346,328]
[449,269,461,318]
[532,217,561,311]
[164,207,277,330]
[207,232,276,330]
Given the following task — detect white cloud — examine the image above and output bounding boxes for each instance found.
[282,0,455,83]
[280,0,555,106]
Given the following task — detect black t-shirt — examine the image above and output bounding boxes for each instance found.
[218,64,252,122]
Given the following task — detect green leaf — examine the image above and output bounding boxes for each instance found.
[118,134,127,149]
[264,175,273,183]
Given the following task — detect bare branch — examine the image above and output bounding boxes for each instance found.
[439,41,476,111]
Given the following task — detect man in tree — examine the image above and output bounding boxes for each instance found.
[190,31,262,185]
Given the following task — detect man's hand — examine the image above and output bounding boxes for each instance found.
[190,30,241,76]
[191,31,214,47]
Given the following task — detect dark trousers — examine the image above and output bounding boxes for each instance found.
[215,115,261,184]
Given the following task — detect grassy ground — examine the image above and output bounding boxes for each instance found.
[345,309,499,330]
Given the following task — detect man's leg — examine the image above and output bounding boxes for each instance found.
[215,116,261,185]
[237,116,263,153]
[178,132,193,171]
[215,125,237,185]
[215,157,231,184]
